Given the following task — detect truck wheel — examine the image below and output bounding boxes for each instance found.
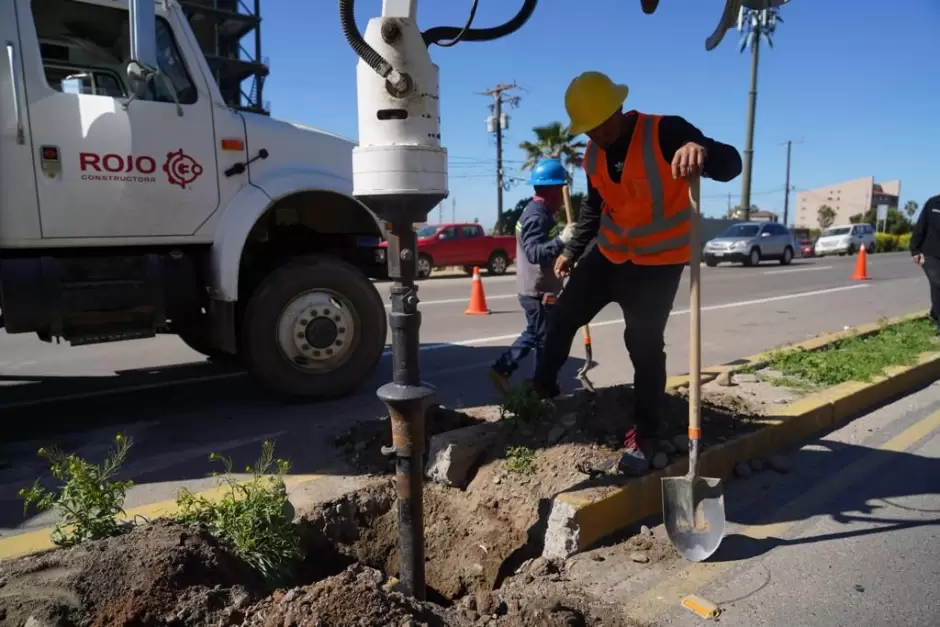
[487,251,509,275]
[416,254,433,279]
[241,256,387,399]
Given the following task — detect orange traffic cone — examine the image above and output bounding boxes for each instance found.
[464,266,491,315]
[852,245,871,281]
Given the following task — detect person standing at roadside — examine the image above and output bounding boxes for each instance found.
[910,195,940,336]
[488,159,575,394]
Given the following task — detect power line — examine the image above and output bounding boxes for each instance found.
[478,81,521,228]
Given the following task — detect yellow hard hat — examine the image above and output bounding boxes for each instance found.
[564,71,629,136]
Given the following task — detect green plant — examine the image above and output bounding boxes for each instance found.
[20,433,134,547]
[505,446,537,474]
[172,440,301,585]
[768,318,937,387]
[499,385,545,426]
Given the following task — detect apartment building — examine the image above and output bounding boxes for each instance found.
[795,177,901,228]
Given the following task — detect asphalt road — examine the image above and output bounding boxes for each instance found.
[0,252,930,538]
[571,378,940,627]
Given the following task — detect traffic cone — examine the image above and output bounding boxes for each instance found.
[852,245,871,281]
[464,266,491,315]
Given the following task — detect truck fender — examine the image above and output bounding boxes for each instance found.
[209,169,385,302]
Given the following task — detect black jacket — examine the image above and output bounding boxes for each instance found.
[563,113,742,262]
[910,195,940,259]
[515,199,565,298]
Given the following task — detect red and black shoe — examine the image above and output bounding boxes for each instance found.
[616,426,657,476]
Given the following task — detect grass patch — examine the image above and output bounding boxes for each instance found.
[499,385,544,427]
[767,317,938,387]
[759,373,818,393]
[504,446,537,474]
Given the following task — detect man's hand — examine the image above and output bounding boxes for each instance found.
[559,223,576,244]
[672,142,706,180]
[554,254,572,278]
[913,253,925,266]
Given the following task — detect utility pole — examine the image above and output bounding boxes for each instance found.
[779,139,802,226]
[480,82,521,230]
[451,196,456,223]
[737,6,783,220]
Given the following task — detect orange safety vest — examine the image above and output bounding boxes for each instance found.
[583,112,692,265]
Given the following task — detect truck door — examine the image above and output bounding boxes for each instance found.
[459,224,486,265]
[15,0,220,239]
[1,0,42,243]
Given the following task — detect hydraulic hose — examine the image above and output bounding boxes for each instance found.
[422,0,538,47]
[339,0,393,79]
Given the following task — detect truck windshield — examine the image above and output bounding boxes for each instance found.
[719,224,760,238]
[822,227,851,236]
[416,226,439,238]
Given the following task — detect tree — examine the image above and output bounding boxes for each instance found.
[817,205,836,229]
[494,192,586,235]
[519,122,586,177]
[904,200,919,219]
[726,204,760,220]
[849,206,912,235]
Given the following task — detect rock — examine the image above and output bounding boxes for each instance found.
[492,475,501,485]
[715,371,735,387]
[629,551,650,564]
[561,412,578,427]
[281,588,301,603]
[657,439,677,454]
[672,433,690,451]
[651,452,669,469]
[547,426,567,445]
[425,422,501,488]
[734,462,753,479]
[25,618,59,627]
[734,372,759,383]
[640,524,653,537]
[768,454,793,474]
[749,458,765,472]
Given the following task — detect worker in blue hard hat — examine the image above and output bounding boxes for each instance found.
[489,158,576,394]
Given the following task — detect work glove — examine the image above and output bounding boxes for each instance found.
[558,223,576,244]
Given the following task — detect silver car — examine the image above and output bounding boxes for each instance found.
[703,222,797,267]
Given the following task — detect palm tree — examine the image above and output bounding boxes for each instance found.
[519,122,586,179]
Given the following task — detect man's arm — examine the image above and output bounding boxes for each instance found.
[658,116,742,182]
[909,196,937,255]
[562,181,603,262]
[519,208,564,266]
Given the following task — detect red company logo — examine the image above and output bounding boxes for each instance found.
[163,149,204,189]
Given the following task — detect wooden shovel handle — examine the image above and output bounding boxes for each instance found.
[688,177,702,441]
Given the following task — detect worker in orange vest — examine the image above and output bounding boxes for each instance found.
[529,71,742,476]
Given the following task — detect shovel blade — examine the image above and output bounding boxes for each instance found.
[662,475,726,562]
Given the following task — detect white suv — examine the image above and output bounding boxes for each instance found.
[814,223,876,256]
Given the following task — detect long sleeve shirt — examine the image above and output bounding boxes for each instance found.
[563,113,743,262]
[910,195,940,259]
[515,199,565,297]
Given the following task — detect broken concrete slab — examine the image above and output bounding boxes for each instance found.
[425,422,502,488]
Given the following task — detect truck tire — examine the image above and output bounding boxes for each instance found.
[240,256,387,399]
[487,251,510,275]
[416,254,433,279]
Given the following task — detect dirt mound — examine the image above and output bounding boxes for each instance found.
[0,520,263,627]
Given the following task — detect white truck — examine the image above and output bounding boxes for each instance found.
[1,0,390,398]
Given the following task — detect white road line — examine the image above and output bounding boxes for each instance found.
[763,266,833,275]
[380,283,871,355]
[0,283,871,409]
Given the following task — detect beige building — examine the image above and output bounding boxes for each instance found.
[795,177,901,229]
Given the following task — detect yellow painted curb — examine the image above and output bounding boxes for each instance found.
[545,313,940,556]
[0,474,325,561]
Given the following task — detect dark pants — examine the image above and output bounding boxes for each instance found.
[494,295,554,377]
[923,255,940,329]
[533,247,684,436]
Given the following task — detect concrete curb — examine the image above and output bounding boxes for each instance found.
[542,312,940,558]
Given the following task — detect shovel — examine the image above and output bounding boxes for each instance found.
[561,185,595,392]
[662,177,726,562]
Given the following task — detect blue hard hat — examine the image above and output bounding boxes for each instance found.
[528,158,568,187]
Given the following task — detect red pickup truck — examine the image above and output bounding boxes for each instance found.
[378,223,516,279]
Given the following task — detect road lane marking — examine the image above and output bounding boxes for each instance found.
[623,407,940,623]
[0,284,871,409]
[763,266,832,275]
[384,293,515,309]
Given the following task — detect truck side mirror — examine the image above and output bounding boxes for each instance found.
[128,0,159,74]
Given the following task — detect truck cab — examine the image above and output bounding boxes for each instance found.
[1,0,389,398]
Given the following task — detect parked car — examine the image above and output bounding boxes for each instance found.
[798,238,815,257]
[703,222,797,267]
[814,223,876,256]
[377,223,516,279]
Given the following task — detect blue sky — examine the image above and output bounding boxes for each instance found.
[259,0,939,228]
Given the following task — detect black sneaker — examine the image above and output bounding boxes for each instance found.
[487,367,512,396]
